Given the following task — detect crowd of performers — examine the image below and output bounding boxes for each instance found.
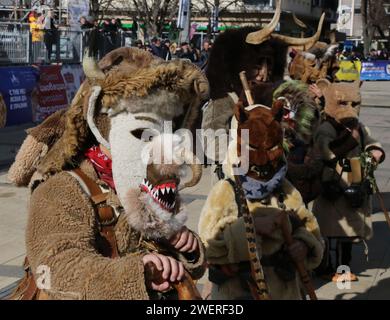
[6,0,386,300]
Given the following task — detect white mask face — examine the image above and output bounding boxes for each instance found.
[109,112,162,208]
[109,113,190,239]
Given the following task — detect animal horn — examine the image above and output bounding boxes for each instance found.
[271,12,325,50]
[178,149,202,190]
[246,0,281,45]
[82,50,105,81]
[292,13,308,29]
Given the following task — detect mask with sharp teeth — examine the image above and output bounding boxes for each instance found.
[122,134,202,240]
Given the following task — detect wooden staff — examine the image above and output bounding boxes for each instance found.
[236,71,271,300]
[279,212,318,300]
[145,262,202,300]
[239,71,255,105]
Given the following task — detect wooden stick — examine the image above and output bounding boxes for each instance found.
[239,71,255,105]
[145,262,202,300]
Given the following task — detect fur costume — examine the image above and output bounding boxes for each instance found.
[312,79,385,240]
[289,42,340,84]
[9,47,209,300]
[201,0,325,163]
[198,102,324,300]
[272,80,324,203]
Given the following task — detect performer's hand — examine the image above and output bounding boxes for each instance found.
[309,84,323,99]
[143,253,184,292]
[370,149,384,164]
[287,240,308,263]
[254,213,282,238]
[169,227,199,253]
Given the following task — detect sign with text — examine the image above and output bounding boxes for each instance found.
[34,65,68,123]
[0,66,38,127]
[360,61,390,81]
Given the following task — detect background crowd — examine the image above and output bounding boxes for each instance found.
[23,8,390,66]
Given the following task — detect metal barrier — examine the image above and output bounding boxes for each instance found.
[0,24,134,65]
[0,23,30,64]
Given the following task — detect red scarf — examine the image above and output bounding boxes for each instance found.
[85,145,115,190]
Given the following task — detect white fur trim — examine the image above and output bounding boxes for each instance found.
[227,92,239,104]
[87,86,111,150]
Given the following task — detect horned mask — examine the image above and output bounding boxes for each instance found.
[234,101,285,182]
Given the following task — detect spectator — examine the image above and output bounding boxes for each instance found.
[170,42,178,59]
[131,18,138,40]
[190,42,200,63]
[178,42,196,62]
[29,11,43,62]
[42,10,57,62]
[378,49,389,60]
[161,39,172,61]
[115,18,123,31]
[102,18,116,54]
[150,37,164,58]
[29,11,43,42]
[79,16,94,30]
[198,40,211,68]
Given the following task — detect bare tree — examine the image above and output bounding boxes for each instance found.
[192,0,243,37]
[117,0,179,38]
[361,0,390,55]
[90,0,116,21]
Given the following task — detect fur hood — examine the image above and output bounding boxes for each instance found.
[8,48,209,185]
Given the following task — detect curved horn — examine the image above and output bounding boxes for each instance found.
[272,12,325,50]
[292,13,308,29]
[177,149,202,190]
[82,50,105,81]
[246,0,281,45]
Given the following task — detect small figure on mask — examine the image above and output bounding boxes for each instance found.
[312,79,385,282]
[198,93,324,300]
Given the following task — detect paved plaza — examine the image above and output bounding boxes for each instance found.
[0,81,390,299]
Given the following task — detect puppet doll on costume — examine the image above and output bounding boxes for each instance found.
[7,48,209,300]
[198,93,324,300]
[312,79,385,282]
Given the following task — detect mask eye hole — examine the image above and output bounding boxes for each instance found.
[130,128,158,142]
[339,101,348,107]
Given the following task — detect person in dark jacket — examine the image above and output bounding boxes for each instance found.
[178,42,196,62]
[150,37,164,58]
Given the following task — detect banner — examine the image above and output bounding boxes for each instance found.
[0,66,38,127]
[360,60,390,81]
[336,60,361,82]
[34,65,68,123]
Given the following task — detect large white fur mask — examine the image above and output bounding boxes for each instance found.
[109,114,197,239]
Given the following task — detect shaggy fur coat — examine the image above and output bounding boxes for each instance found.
[312,122,385,240]
[25,160,206,300]
[198,148,324,300]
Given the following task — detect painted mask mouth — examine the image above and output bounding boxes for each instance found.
[140,179,178,212]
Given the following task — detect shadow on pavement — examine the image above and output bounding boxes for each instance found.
[334,278,390,300]
[372,192,390,215]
